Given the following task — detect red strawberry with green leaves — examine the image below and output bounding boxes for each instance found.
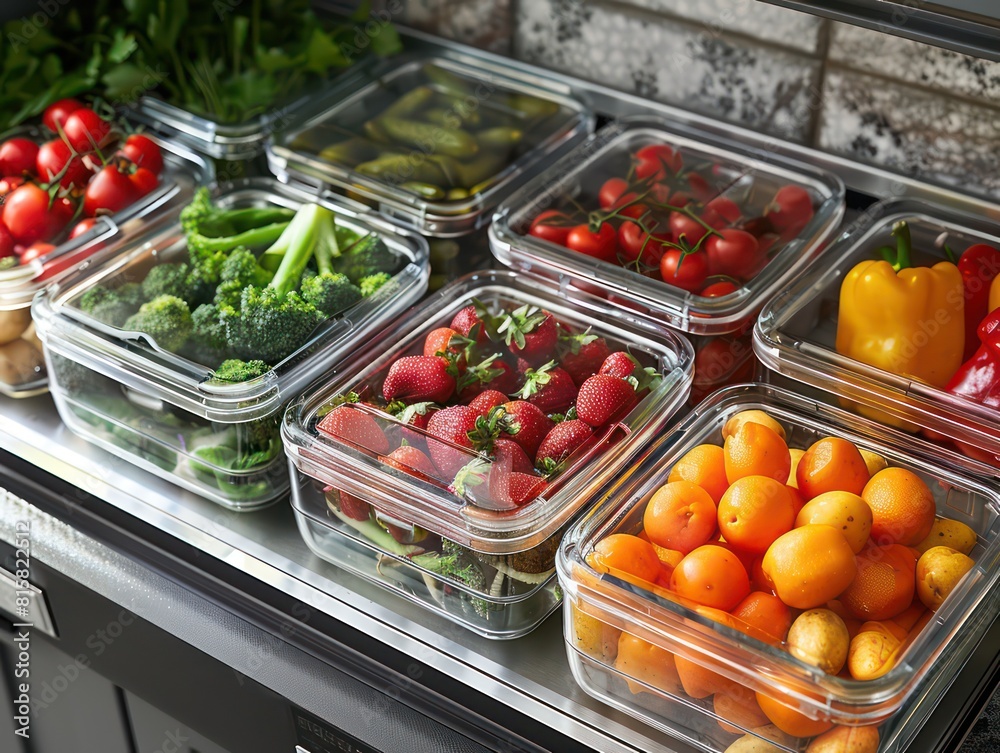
[599,351,663,395]
[383,355,457,404]
[317,404,390,455]
[326,486,371,521]
[497,305,558,366]
[559,329,611,386]
[575,374,638,428]
[535,419,594,474]
[493,438,535,474]
[451,444,547,509]
[450,299,498,346]
[468,389,509,418]
[426,404,510,476]
[457,353,518,402]
[499,400,554,459]
[386,400,438,432]
[515,360,578,414]
[381,445,438,483]
[423,327,475,370]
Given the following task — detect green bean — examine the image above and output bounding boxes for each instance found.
[378,117,479,158]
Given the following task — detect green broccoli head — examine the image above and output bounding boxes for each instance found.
[184,264,219,308]
[358,272,391,298]
[180,303,228,365]
[220,286,323,364]
[123,295,193,352]
[214,248,273,308]
[210,359,271,383]
[142,262,191,301]
[300,272,362,316]
[89,299,139,327]
[79,286,114,313]
[116,282,147,309]
[334,235,398,283]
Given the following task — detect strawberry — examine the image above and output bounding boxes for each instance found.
[457,353,518,402]
[535,419,595,473]
[468,389,508,417]
[423,327,474,370]
[326,487,371,521]
[514,360,578,414]
[426,404,509,476]
[497,305,558,366]
[576,374,638,428]
[499,400,554,459]
[493,438,535,474]
[374,510,430,546]
[599,351,663,395]
[381,445,438,482]
[559,330,611,386]
[387,400,438,431]
[383,355,456,404]
[317,405,390,455]
[451,444,547,509]
[450,300,497,346]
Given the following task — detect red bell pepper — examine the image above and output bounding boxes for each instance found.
[958,243,1000,360]
[944,307,1000,410]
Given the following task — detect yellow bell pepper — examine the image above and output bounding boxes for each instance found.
[837,221,964,429]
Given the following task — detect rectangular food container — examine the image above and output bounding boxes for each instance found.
[267,50,594,285]
[0,129,211,398]
[558,383,1000,752]
[33,177,429,509]
[754,197,1000,463]
[489,116,845,337]
[281,269,694,638]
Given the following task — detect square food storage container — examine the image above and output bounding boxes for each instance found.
[0,129,211,398]
[489,116,845,337]
[558,383,1000,752]
[33,177,429,509]
[281,269,694,638]
[754,197,1000,463]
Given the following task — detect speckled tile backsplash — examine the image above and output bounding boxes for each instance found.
[398,0,1000,199]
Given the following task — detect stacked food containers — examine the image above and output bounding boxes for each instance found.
[33,178,429,509]
[267,50,595,287]
[282,269,694,637]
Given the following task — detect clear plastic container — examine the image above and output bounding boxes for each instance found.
[0,129,211,398]
[558,383,1000,752]
[489,116,845,336]
[267,51,594,238]
[754,198,1000,462]
[34,178,429,509]
[281,269,694,637]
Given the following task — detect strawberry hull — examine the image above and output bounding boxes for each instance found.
[282,270,694,637]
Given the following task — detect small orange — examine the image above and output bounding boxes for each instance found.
[667,444,729,504]
[796,437,870,500]
[731,591,794,643]
[643,480,718,554]
[863,468,937,546]
[615,632,682,696]
[718,476,797,554]
[840,544,917,621]
[671,545,751,611]
[675,654,734,699]
[724,422,792,485]
[723,409,786,441]
[750,555,775,594]
[587,533,663,584]
[786,484,807,516]
[762,525,858,609]
[756,691,834,737]
[714,683,769,735]
[795,491,874,554]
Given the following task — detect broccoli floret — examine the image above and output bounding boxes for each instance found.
[180,303,228,365]
[123,295,193,352]
[181,188,295,261]
[214,248,272,308]
[79,285,144,326]
[301,272,361,315]
[335,234,398,283]
[117,283,147,309]
[358,272,391,297]
[413,541,491,618]
[79,286,114,313]
[220,287,322,364]
[210,359,271,383]
[142,263,190,301]
[90,299,138,327]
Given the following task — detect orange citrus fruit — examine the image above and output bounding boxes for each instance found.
[762,525,858,609]
[675,654,734,699]
[724,421,791,485]
[756,691,833,737]
[587,533,663,584]
[718,476,797,554]
[796,437,870,500]
[863,468,936,546]
[731,591,793,643]
[714,684,769,734]
[723,410,786,441]
[670,544,751,611]
[840,544,917,621]
[667,444,729,504]
[643,480,718,554]
[795,491,873,554]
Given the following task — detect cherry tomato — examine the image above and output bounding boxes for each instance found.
[84,165,138,216]
[36,139,91,189]
[700,280,740,297]
[660,250,709,292]
[648,182,673,205]
[702,196,742,228]
[669,211,710,246]
[63,109,113,153]
[129,166,158,197]
[19,242,56,264]
[566,222,618,263]
[121,134,164,175]
[42,98,85,134]
[69,218,98,240]
[2,184,68,245]
[529,209,573,246]
[634,144,683,181]
[705,228,764,280]
[0,223,14,260]
[0,138,40,178]
[691,337,755,403]
[0,176,25,197]
[618,221,668,267]
[766,185,814,236]
[598,177,638,210]
[687,172,715,202]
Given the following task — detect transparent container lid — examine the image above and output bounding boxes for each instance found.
[489,116,845,335]
[267,51,594,236]
[558,383,1000,727]
[33,177,429,423]
[282,269,694,554]
[755,197,1000,460]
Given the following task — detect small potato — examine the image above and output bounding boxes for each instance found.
[615,632,682,696]
[787,448,805,488]
[787,609,850,675]
[915,518,977,555]
[848,629,901,680]
[570,604,620,662]
[807,724,880,753]
[0,306,31,346]
[0,339,44,386]
[723,410,786,441]
[858,449,888,478]
[916,546,975,611]
[795,491,873,554]
[724,725,796,753]
[858,620,906,641]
